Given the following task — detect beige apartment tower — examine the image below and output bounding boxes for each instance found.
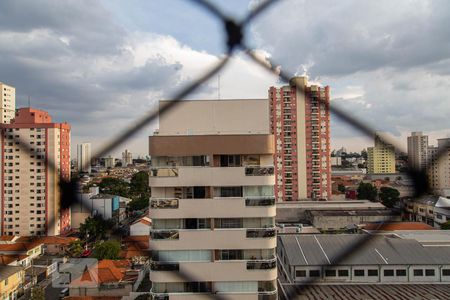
[407,132,428,171]
[0,108,71,236]
[367,133,396,174]
[149,100,277,299]
[0,82,16,124]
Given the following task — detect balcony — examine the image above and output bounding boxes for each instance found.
[150,198,179,209]
[151,228,276,251]
[150,260,277,282]
[247,258,277,270]
[149,166,275,187]
[151,262,180,271]
[246,228,277,238]
[150,197,276,219]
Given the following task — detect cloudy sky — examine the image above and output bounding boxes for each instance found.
[1,0,449,157]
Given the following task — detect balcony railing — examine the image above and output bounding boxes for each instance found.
[151,230,179,240]
[258,290,278,300]
[245,197,275,207]
[247,258,277,270]
[151,262,179,271]
[150,198,179,209]
[245,166,274,176]
[150,167,178,177]
[246,228,276,238]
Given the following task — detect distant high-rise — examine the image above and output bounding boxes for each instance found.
[269,76,331,201]
[0,82,16,124]
[149,99,277,299]
[429,138,450,196]
[367,134,395,174]
[407,132,428,170]
[0,108,71,236]
[77,143,91,173]
[122,149,132,166]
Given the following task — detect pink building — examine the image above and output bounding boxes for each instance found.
[269,76,331,201]
[0,108,71,236]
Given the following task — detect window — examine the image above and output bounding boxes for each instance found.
[413,269,423,276]
[309,270,320,277]
[325,270,336,277]
[220,155,241,167]
[338,270,349,277]
[442,269,450,276]
[220,250,242,260]
[384,269,394,277]
[296,270,306,277]
[368,270,378,277]
[396,269,407,276]
[425,269,435,276]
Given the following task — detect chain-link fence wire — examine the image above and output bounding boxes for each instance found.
[1,0,448,298]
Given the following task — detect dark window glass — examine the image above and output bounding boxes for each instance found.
[414,269,423,276]
[384,270,394,276]
[325,270,336,277]
[368,269,378,277]
[396,269,406,276]
[296,270,306,277]
[354,269,365,277]
[442,269,450,276]
[309,270,320,277]
[338,270,349,277]
[425,269,435,276]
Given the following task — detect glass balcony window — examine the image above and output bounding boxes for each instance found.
[151,230,179,240]
[245,166,274,176]
[247,259,276,270]
[150,198,179,209]
[245,197,275,207]
[150,168,178,177]
[246,228,276,238]
[150,262,179,271]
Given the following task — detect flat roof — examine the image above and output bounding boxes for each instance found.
[279,234,450,266]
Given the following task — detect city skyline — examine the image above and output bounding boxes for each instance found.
[0,1,449,157]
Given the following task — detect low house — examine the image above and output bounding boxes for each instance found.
[0,254,31,269]
[120,236,150,266]
[0,265,25,300]
[16,236,79,255]
[0,242,43,260]
[129,217,151,236]
[69,260,140,298]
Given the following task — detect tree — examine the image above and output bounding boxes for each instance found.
[130,171,149,197]
[361,149,368,160]
[93,240,121,260]
[66,240,84,257]
[338,184,346,193]
[79,215,111,241]
[99,177,130,197]
[379,187,400,208]
[128,194,149,212]
[357,182,378,201]
[31,287,45,300]
[441,221,450,230]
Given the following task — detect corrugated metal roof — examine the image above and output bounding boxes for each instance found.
[279,234,450,266]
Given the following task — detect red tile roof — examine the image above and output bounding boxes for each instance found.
[15,236,78,245]
[364,222,435,231]
[0,254,28,265]
[0,242,42,252]
[71,260,131,286]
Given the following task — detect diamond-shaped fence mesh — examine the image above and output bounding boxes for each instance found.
[1,1,447,299]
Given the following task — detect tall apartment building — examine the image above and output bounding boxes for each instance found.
[77,142,91,173]
[0,82,16,124]
[367,134,396,174]
[407,132,428,170]
[0,108,71,236]
[122,149,132,166]
[428,138,450,196]
[149,100,277,299]
[269,76,331,201]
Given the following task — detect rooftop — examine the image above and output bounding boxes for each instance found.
[279,234,450,266]
[0,265,23,281]
[363,222,434,231]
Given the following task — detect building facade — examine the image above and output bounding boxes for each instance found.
[149,99,277,299]
[367,134,395,174]
[0,82,16,124]
[122,149,132,166]
[76,142,91,173]
[269,76,331,201]
[0,108,71,236]
[407,132,428,171]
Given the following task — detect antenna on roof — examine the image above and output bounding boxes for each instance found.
[28,96,31,108]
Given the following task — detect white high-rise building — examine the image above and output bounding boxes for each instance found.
[77,143,91,173]
[407,132,429,171]
[122,149,132,166]
[149,99,277,299]
[0,82,16,124]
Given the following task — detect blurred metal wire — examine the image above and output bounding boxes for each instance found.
[1,0,447,299]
